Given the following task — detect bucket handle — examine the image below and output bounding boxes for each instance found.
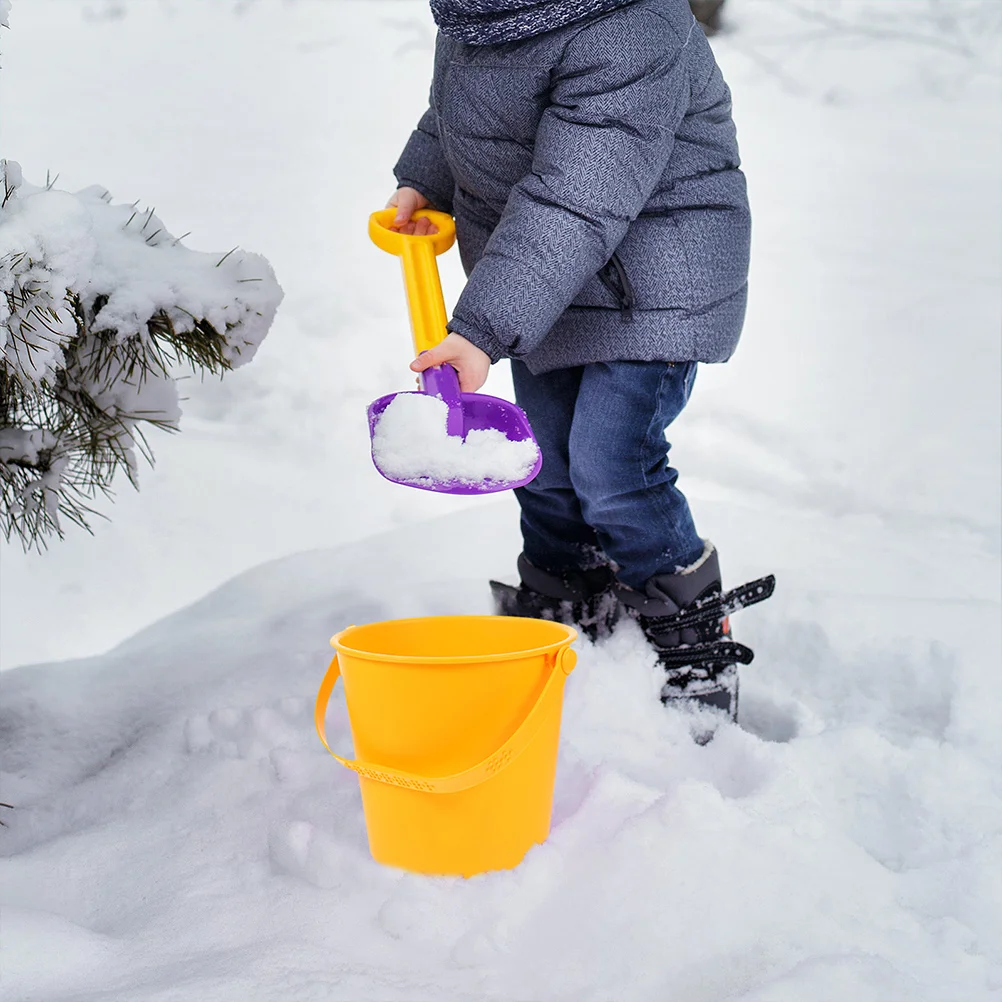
[314,647,577,795]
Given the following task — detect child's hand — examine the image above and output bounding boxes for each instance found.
[386,187,438,235]
[411,333,491,393]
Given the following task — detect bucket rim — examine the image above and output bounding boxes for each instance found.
[330,615,577,665]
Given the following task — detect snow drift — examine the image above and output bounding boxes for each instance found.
[2,505,1000,1002]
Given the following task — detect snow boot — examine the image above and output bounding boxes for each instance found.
[490,553,620,641]
[618,543,775,723]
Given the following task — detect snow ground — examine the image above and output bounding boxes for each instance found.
[1,1,1001,999]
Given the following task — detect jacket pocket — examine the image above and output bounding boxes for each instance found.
[630,208,749,311]
[596,253,635,322]
[572,251,644,314]
[570,220,691,312]
[571,208,750,313]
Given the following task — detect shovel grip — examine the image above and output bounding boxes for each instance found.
[369,209,456,356]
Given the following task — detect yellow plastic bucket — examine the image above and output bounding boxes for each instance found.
[315,615,578,877]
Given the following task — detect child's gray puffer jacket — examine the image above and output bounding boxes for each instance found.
[394,0,750,375]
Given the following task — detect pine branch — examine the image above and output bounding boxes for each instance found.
[1,168,282,549]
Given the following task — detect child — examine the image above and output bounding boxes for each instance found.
[388,0,773,719]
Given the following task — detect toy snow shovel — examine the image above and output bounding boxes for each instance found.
[367,208,542,495]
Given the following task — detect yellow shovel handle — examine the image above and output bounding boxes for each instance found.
[368,208,457,356]
[315,646,577,795]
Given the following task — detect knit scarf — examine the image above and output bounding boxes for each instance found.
[429,0,634,45]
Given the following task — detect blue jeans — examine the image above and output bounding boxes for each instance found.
[511,359,704,590]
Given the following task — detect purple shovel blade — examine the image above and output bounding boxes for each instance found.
[367,364,542,495]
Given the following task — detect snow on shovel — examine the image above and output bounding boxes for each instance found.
[367,209,542,495]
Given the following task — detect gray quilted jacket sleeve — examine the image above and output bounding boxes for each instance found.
[394,101,456,215]
[448,9,693,362]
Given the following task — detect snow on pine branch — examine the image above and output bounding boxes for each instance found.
[0,159,284,548]
[0,0,10,67]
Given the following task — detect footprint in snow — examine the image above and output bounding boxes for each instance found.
[184,696,310,762]
[376,882,479,948]
[738,690,804,744]
[268,819,352,889]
